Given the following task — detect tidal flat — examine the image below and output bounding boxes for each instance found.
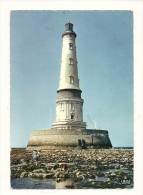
[10,148,133,189]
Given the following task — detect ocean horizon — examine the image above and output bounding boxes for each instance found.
[11,147,134,150]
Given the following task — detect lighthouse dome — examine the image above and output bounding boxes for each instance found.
[65,21,73,31]
[62,21,77,38]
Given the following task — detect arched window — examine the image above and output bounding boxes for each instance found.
[71,103,74,110]
[69,58,74,65]
[69,76,74,84]
[71,114,74,120]
[69,43,73,50]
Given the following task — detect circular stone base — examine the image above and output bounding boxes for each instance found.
[27,128,112,150]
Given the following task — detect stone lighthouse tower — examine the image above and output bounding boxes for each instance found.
[27,22,112,150]
[52,22,86,130]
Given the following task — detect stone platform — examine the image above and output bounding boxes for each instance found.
[27,128,112,150]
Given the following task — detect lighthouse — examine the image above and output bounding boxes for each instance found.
[27,22,112,150]
[52,22,86,130]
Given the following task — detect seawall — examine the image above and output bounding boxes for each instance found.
[27,128,112,150]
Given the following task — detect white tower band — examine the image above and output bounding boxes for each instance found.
[52,22,86,129]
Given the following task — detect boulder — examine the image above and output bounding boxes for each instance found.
[88,179,95,182]
[105,172,110,176]
[120,165,124,169]
[25,164,35,171]
[11,173,21,178]
[106,178,111,182]
[42,173,53,179]
[115,165,120,169]
[39,163,46,168]
[75,175,84,181]
[53,164,59,170]
[32,168,46,173]
[88,173,95,179]
[20,159,25,163]
[110,172,116,177]
[76,171,82,176]
[96,171,105,177]
[54,171,60,178]
[31,173,44,179]
[20,172,27,178]
[28,172,33,177]
[54,171,69,179]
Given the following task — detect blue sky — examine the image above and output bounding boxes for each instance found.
[10,10,133,147]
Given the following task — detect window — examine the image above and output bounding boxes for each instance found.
[71,114,74,120]
[69,25,72,30]
[69,76,74,84]
[69,43,73,50]
[61,103,64,111]
[71,103,74,111]
[69,58,74,65]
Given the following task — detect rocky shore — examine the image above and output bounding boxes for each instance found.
[11,148,133,189]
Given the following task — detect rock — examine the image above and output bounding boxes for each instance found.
[54,171,69,179]
[96,171,105,177]
[93,165,98,170]
[32,173,43,179]
[73,170,78,174]
[88,179,94,182]
[20,159,25,163]
[46,166,52,171]
[54,171,60,178]
[59,172,69,179]
[20,172,27,178]
[45,173,53,178]
[110,173,116,176]
[28,172,33,177]
[53,164,59,170]
[39,163,46,168]
[81,175,85,180]
[105,172,110,176]
[82,181,93,187]
[32,168,46,173]
[123,175,128,179]
[106,178,111,182]
[115,170,121,175]
[56,178,62,182]
[117,171,122,175]
[42,173,53,179]
[10,148,134,188]
[120,165,124,169]
[26,164,35,171]
[89,166,94,170]
[76,171,82,176]
[54,168,61,172]
[88,174,95,179]
[109,164,114,169]
[115,165,120,169]
[11,173,21,178]
[75,175,84,181]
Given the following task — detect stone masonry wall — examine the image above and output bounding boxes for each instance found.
[27,129,112,148]
[30,129,109,136]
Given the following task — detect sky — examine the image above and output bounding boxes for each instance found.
[10,10,133,148]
